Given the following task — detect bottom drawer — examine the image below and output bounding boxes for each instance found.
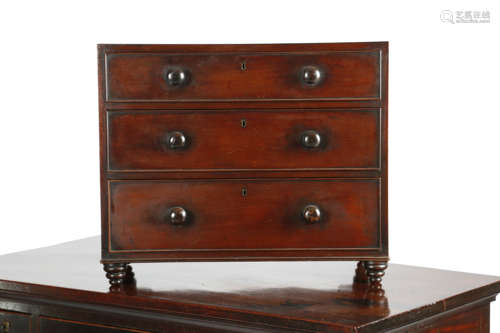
[39,317,151,333]
[107,179,381,256]
[0,310,30,333]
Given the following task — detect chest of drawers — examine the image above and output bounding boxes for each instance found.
[98,42,389,289]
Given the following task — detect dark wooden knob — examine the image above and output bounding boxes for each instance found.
[165,68,189,86]
[167,206,188,225]
[301,130,322,148]
[301,65,322,86]
[302,204,321,224]
[166,131,187,149]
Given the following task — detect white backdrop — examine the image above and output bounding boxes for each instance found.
[1,0,499,329]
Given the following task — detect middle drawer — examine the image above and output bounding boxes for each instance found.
[106,109,380,172]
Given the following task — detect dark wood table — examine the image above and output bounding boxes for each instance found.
[0,237,498,332]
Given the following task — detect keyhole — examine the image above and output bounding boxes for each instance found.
[240,119,247,128]
[240,61,247,71]
[241,187,247,197]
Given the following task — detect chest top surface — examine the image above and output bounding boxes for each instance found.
[0,237,499,332]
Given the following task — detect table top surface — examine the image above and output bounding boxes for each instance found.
[0,237,499,332]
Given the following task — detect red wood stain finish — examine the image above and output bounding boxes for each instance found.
[99,42,389,285]
[105,51,381,102]
[107,109,380,172]
[108,179,380,252]
[0,237,499,332]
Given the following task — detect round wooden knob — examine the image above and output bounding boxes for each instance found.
[301,130,322,148]
[301,65,322,86]
[167,206,188,225]
[166,131,187,149]
[165,68,189,86]
[302,204,321,224]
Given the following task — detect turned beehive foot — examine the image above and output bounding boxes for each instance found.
[354,261,369,283]
[364,261,388,290]
[103,263,134,286]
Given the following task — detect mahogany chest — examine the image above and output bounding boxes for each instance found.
[0,237,499,333]
[98,42,389,288]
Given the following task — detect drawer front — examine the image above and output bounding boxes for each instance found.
[0,310,30,333]
[108,179,380,252]
[107,109,380,172]
[105,51,381,101]
[40,317,151,333]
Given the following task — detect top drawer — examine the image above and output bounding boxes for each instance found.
[103,48,383,102]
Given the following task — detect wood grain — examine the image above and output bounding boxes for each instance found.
[105,50,381,102]
[0,238,499,332]
[98,42,389,284]
[108,179,381,253]
[107,109,380,172]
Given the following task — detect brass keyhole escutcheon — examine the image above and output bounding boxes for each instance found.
[241,187,247,197]
[1,321,10,333]
[240,61,247,71]
[240,119,247,128]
